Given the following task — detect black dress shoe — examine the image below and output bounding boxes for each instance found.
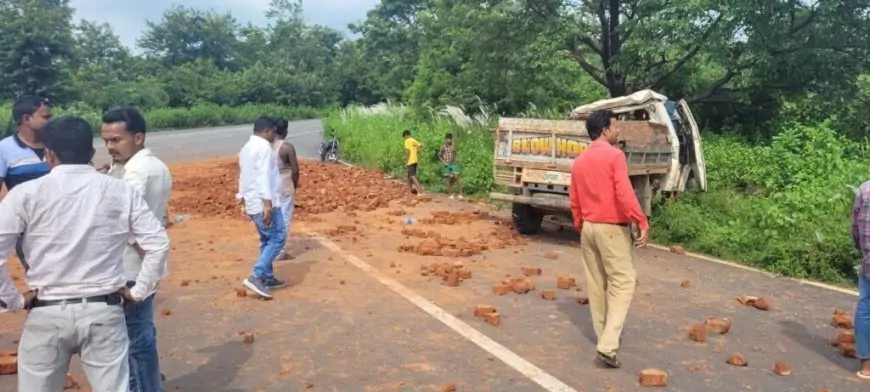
[597,351,621,368]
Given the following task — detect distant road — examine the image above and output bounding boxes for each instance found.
[90,119,324,165]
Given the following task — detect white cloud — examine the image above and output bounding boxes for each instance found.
[69,0,378,49]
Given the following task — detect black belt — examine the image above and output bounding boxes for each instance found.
[589,221,630,227]
[29,293,123,309]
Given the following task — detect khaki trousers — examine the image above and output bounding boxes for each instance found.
[580,222,637,356]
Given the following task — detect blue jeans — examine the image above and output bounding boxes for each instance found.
[250,208,286,279]
[857,274,870,360]
[125,281,163,392]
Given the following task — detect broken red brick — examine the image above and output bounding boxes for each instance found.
[442,383,457,392]
[161,309,171,316]
[242,333,255,344]
[832,313,853,329]
[484,312,500,326]
[556,276,576,290]
[680,280,691,289]
[669,246,686,255]
[389,262,396,268]
[303,381,314,389]
[443,270,460,287]
[638,368,668,387]
[510,277,535,294]
[180,279,190,287]
[458,270,472,279]
[772,361,791,376]
[0,350,17,375]
[441,248,460,258]
[832,330,855,346]
[474,305,497,317]
[839,342,857,358]
[521,266,542,276]
[541,290,557,300]
[492,283,512,296]
[235,288,247,297]
[704,317,732,335]
[752,297,771,311]
[543,251,558,260]
[819,389,831,392]
[726,353,747,366]
[688,324,706,342]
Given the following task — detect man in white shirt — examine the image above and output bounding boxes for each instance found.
[101,107,172,392]
[0,116,170,392]
[237,116,287,298]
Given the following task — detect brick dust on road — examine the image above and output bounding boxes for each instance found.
[0,157,864,391]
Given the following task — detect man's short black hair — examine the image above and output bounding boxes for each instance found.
[43,116,94,165]
[276,118,289,137]
[402,130,411,137]
[253,116,277,134]
[585,110,615,140]
[12,95,51,125]
[102,107,146,134]
[445,133,453,139]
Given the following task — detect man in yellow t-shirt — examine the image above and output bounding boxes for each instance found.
[402,130,425,195]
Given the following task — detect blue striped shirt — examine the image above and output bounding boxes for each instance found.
[0,134,50,190]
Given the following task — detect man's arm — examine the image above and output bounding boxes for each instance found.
[0,191,27,311]
[612,154,649,230]
[280,142,300,189]
[255,148,272,203]
[568,168,583,232]
[128,188,170,301]
[853,187,870,257]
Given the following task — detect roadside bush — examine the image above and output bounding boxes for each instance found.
[331,105,868,286]
[0,102,322,136]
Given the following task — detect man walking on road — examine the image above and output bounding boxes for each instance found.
[438,133,463,199]
[0,116,170,392]
[850,180,870,379]
[403,130,424,195]
[273,118,299,261]
[0,95,53,270]
[101,107,173,391]
[568,109,649,368]
[238,116,287,298]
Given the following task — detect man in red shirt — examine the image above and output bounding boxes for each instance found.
[569,109,649,368]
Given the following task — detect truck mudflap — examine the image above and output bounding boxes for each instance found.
[489,192,570,210]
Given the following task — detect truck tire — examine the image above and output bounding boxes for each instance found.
[512,203,544,235]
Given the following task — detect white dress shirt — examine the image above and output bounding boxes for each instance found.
[0,165,170,311]
[108,148,172,282]
[237,135,282,214]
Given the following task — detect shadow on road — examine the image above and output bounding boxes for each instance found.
[165,341,254,392]
[778,319,854,372]
[556,301,598,345]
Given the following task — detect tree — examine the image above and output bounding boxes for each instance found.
[138,5,241,70]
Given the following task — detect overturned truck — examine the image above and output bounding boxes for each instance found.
[488,89,708,234]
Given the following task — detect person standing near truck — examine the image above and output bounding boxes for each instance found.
[850,180,870,380]
[438,133,463,199]
[568,109,649,369]
[402,130,425,196]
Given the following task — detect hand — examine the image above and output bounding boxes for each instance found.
[262,207,273,227]
[97,163,110,173]
[117,287,138,307]
[635,227,649,248]
[22,290,36,310]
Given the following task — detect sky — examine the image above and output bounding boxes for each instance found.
[69,0,380,50]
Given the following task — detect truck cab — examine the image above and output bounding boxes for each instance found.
[489,90,707,234]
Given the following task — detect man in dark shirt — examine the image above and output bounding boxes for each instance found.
[0,95,53,271]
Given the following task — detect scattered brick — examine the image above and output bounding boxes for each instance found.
[339,280,346,285]
[752,297,771,311]
[443,270,460,287]
[242,333,255,344]
[303,381,314,389]
[180,279,190,287]
[819,389,831,392]
[484,312,500,326]
[474,305,497,317]
[704,317,732,335]
[680,280,691,289]
[458,270,472,279]
[510,277,535,293]
[669,246,686,255]
[541,290,557,300]
[726,353,747,366]
[832,313,853,329]
[521,266,542,276]
[235,288,247,297]
[0,350,17,375]
[161,309,171,316]
[638,368,668,387]
[832,330,855,346]
[442,383,457,392]
[389,262,396,268]
[543,251,558,260]
[772,361,791,376]
[441,248,460,257]
[556,276,576,290]
[839,342,857,358]
[688,324,706,342]
[492,283,513,295]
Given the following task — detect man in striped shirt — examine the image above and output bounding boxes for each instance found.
[851,180,870,379]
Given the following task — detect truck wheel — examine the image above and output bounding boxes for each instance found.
[512,204,544,235]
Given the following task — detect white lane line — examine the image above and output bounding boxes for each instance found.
[302,229,578,392]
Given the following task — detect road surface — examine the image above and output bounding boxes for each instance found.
[0,119,862,392]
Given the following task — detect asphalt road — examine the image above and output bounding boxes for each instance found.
[91,119,325,165]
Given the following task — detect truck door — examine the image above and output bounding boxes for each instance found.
[675,100,707,191]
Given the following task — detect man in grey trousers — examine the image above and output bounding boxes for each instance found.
[0,116,170,392]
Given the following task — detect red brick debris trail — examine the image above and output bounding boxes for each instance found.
[0,157,862,392]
